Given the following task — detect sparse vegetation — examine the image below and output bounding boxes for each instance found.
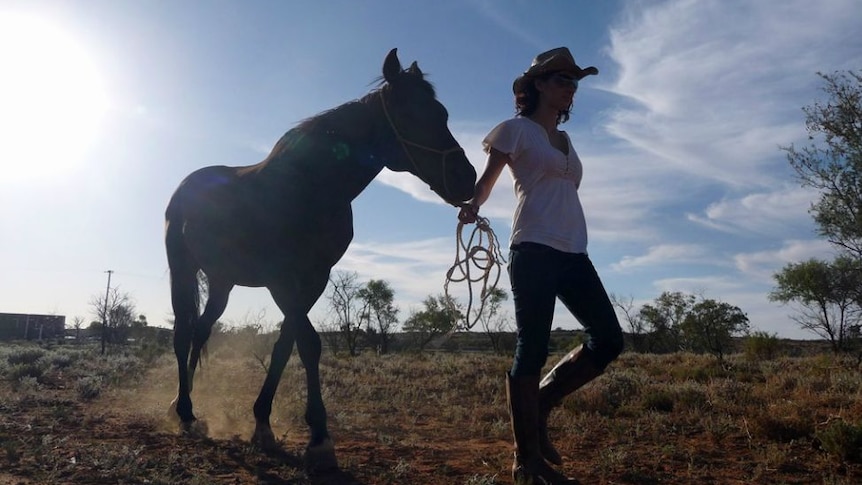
[0,339,860,483]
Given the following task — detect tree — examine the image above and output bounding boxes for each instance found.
[317,318,343,355]
[324,270,366,356]
[227,308,276,372]
[637,292,749,358]
[770,257,862,353]
[680,299,749,360]
[71,316,85,340]
[639,291,695,353]
[130,314,148,336]
[610,293,648,353]
[473,287,513,354]
[108,301,137,343]
[403,294,463,351]
[357,279,399,354]
[783,71,862,258]
[89,287,137,354]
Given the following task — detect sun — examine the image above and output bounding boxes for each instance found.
[0,13,108,182]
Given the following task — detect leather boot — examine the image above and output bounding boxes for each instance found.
[537,345,603,466]
[506,374,579,485]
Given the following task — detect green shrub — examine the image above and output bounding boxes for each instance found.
[76,375,103,400]
[641,388,674,412]
[672,381,710,411]
[669,358,729,382]
[749,403,815,442]
[6,347,45,366]
[15,376,41,393]
[7,361,48,381]
[601,371,642,410]
[465,474,501,485]
[817,420,862,463]
[744,331,782,361]
[50,351,76,369]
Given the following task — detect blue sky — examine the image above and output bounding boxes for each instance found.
[1,0,860,339]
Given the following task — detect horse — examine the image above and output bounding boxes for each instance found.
[164,48,477,470]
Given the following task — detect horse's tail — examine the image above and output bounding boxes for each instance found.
[165,199,200,338]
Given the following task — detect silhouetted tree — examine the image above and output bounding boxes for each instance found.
[325,270,365,356]
[680,299,749,360]
[783,70,862,258]
[639,291,694,353]
[403,294,463,351]
[770,256,862,353]
[357,279,399,354]
[474,287,512,354]
[611,293,649,353]
[71,316,85,340]
[89,287,138,354]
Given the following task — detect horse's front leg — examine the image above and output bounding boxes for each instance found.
[251,319,296,451]
[295,315,336,470]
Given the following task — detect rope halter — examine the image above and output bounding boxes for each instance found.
[379,89,465,204]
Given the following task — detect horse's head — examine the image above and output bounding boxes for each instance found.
[375,49,476,205]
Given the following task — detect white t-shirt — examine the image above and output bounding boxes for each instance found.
[483,117,588,254]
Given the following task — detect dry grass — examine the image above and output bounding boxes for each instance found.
[1,340,861,483]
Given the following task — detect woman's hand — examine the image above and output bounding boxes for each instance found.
[457,149,507,225]
[458,201,479,224]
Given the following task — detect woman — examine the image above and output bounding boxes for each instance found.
[459,47,624,484]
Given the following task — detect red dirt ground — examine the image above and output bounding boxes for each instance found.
[1,353,860,484]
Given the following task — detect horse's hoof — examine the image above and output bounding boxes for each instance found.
[305,438,338,472]
[180,419,208,437]
[251,424,279,452]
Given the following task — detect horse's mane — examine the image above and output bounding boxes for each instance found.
[264,74,436,162]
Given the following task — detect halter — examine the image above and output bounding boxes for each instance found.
[379,89,464,203]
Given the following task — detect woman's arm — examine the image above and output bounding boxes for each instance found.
[458,147,510,223]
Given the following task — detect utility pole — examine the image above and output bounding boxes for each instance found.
[104,270,113,305]
[102,270,113,354]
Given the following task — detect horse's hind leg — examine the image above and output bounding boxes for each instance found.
[188,279,233,391]
[167,261,199,426]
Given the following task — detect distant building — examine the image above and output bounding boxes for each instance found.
[0,313,66,340]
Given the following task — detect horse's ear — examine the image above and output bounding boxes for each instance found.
[407,61,423,76]
[383,48,402,83]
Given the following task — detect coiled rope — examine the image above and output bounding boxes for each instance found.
[443,215,506,332]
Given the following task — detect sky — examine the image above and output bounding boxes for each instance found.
[1,0,860,340]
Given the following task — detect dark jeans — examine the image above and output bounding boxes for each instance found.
[508,242,624,377]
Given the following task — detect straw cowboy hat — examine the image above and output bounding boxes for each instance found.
[512,47,598,95]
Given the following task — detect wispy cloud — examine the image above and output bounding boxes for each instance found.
[604,0,861,188]
[612,244,711,271]
[686,185,818,236]
[576,147,673,243]
[651,275,745,295]
[734,238,837,282]
[466,0,547,50]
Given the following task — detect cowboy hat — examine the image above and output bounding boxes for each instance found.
[512,47,598,95]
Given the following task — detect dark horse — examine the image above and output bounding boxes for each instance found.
[164,49,476,469]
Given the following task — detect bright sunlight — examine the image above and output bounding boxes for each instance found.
[0,13,108,181]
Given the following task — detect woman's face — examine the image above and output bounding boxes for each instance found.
[537,72,578,110]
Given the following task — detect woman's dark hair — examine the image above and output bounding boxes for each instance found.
[514,72,571,125]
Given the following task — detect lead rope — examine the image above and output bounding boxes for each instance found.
[442,214,506,335]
